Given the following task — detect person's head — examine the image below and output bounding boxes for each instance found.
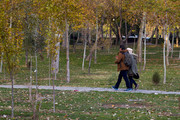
[127,48,133,54]
[119,44,126,51]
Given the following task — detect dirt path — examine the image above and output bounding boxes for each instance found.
[0,85,180,95]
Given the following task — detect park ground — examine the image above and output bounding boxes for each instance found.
[0,45,180,119]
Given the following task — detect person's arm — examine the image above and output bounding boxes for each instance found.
[115,53,123,64]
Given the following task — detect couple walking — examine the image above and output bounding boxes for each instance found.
[112,45,139,91]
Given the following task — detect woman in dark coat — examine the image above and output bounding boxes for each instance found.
[127,48,139,90]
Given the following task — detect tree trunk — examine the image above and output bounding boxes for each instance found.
[35,56,38,95]
[0,53,3,73]
[118,0,122,45]
[101,14,104,40]
[155,26,159,45]
[125,20,128,46]
[163,24,167,84]
[163,35,167,84]
[82,28,87,70]
[88,24,92,47]
[115,33,119,46]
[25,50,29,67]
[166,33,170,66]
[10,71,14,118]
[86,44,95,61]
[53,72,56,112]
[65,18,70,83]
[109,21,112,50]
[171,32,175,58]
[125,26,134,43]
[111,24,119,46]
[73,31,80,53]
[176,31,179,47]
[51,42,60,74]
[58,40,61,72]
[62,32,66,49]
[137,12,146,63]
[9,14,14,118]
[4,65,6,80]
[88,54,92,74]
[133,38,136,53]
[34,23,38,96]
[49,57,51,85]
[143,23,146,71]
[163,0,169,84]
[94,15,98,64]
[29,56,32,101]
[47,17,51,57]
[150,29,156,43]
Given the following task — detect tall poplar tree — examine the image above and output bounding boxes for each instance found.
[0,0,23,118]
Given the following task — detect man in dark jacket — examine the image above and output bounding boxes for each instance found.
[112,45,132,91]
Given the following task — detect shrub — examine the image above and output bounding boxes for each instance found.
[152,72,161,85]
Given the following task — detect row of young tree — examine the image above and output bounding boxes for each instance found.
[0,0,179,118]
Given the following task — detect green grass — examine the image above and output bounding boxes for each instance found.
[0,45,180,91]
[0,44,179,119]
[0,88,179,119]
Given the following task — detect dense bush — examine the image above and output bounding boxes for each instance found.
[152,72,161,85]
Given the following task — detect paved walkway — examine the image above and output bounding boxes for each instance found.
[0,85,180,95]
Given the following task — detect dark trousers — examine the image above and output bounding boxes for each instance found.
[129,76,137,89]
[114,70,130,89]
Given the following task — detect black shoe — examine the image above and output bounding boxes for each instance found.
[112,86,118,90]
[124,88,133,91]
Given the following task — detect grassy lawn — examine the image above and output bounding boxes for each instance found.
[0,45,180,91]
[0,88,179,120]
[0,45,180,119]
